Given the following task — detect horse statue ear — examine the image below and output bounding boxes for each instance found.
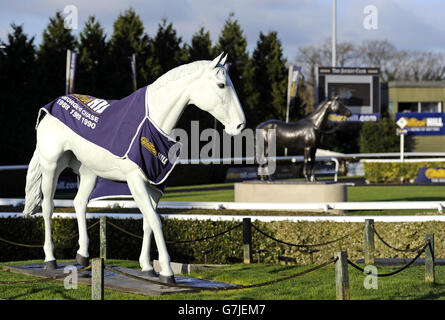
[210,52,225,69]
[220,53,228,65]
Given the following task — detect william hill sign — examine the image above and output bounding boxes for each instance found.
[395,112,445,136]
[417,167,445,183]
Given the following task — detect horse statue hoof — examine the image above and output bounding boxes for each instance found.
[44,260,58,270]
[142,269,158,278]
[159,274,176,284]
[76,253,90,267]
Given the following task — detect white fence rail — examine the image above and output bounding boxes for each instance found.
[1,211,445,223]
[3,152,445,171]
[1,198,444,213]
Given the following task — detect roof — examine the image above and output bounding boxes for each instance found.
[388,81,445,88]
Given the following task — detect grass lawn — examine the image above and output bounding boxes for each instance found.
[0,259,444,300]
[161,182,445,203]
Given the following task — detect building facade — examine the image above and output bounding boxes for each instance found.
[388,81,445,152]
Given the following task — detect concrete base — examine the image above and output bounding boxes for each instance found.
[153,260,223,275]
[235,181,347,210]
[3,262,233,296]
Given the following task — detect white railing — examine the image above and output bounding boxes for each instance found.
[1,211,445,223]
[3,152,445,171]
[1,198,444,213]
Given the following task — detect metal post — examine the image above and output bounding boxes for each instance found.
[400,133,405,162]
[100,216,107,260]
[243,218,252,264]
[91,258,104,300]
[425,233,435,284]
[334,251,350,300]
[364,219,375,265]
[332,0,337,67]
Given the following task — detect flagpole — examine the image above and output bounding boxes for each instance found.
[332,0,337,67]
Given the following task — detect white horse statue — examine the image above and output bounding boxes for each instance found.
[22,52,245,283]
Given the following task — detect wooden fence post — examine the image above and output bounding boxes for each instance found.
[364,219,375,265]
[425,233,435,284]
[100,216,107,260]
[91,258,104,300]
[243,218,252,264]
[334,251,350,300]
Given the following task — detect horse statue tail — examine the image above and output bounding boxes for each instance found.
[23,148,42,217]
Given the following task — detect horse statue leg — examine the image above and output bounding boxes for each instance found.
[137,186,162,277]
[255,131,266,181]
[38,151,70,269]
[309,147,317,182]
[126,171,175,283]
[303,147,311,181]
[70,160,97,266]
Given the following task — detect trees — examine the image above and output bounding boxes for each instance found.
[187,27,214,62]
[359,117,399,153]
[215,13,255,128]
[251,31,287,124]
[76,16,109,97]
[146,18,186,84]
[108,8,149,98]
[37,12,77,103]
[0,24,37,164]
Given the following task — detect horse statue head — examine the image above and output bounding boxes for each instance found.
[327,96,352,118]
[188,52,246,136]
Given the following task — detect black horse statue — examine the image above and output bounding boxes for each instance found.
[256,96,351,181]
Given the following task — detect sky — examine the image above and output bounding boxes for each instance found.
[1,0,445,62]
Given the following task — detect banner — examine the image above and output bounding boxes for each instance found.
[130,53,137,91]
[416,167,445,183]
[286,65,301,123]
[328,113,380,123]
[288,65,301,100]
[65,49,77,95]
[395,112,445,136]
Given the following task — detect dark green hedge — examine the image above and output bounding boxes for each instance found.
[1,217,444,265]
[363,161,445,183]
[0,217,245,264]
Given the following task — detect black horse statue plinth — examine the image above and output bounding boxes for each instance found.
[256,96,351,181]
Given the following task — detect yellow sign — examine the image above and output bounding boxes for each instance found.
[425,168,445,179]
[328,114,348,122]
[405,117,426,128]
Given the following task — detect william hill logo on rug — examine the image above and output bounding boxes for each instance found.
[141,137,168,165]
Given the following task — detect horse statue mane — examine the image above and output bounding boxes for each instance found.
[150,61,209,90]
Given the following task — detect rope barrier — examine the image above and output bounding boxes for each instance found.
[371,224,425,253]
[0,237,43,248]
[104,257,336,291]
[107,221,143,239]
[107,220,243,244]
[166,223,242,244]
[0,220,100,249]
[0,265,92,285]
[347,242,429,277]
[251,223,361,249]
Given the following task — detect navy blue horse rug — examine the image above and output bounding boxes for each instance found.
[37,86,182,200]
